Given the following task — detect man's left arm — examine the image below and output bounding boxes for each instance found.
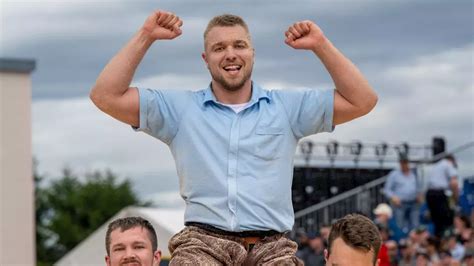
[447,161,459,201]
[285,21,378,125]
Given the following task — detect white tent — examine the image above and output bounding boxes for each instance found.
[56,206,185,265]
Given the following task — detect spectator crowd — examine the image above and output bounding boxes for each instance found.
[294,155,473,266]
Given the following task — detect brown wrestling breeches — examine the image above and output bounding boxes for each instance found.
[168,225,304,265]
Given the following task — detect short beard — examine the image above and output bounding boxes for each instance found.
[211,69,252,92]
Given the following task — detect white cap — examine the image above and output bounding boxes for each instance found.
[373,203,393,218]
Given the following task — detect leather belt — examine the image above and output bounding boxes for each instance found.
[185,222,283,251]
[185,222,282,238]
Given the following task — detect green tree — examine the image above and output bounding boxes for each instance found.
[35,165,147,265]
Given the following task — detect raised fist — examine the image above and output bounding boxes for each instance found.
[284,20,326,51]
[142,10,183,41]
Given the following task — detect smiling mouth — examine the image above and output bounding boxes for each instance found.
[121,262,140,266]
[223,65,242,75]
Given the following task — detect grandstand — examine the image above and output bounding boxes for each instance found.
[291,137,474,235]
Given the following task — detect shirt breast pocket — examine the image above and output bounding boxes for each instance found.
[253,126,284,161]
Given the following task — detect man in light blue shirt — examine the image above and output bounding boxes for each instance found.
[383,156,422,233]
[90,10,378,265]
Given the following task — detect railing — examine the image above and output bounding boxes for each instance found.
[291,141,474,235]
[293,174,387,234]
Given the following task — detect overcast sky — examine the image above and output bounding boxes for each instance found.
[1,0,473,206]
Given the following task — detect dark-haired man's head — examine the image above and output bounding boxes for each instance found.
[325,214,381,266]
[105,216,161,266]
[399,155,410,173]
[319,223,332,243]
[445,154,457,168]
[308,232,325,253]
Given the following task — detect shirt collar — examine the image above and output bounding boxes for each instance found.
[201,81,270,107]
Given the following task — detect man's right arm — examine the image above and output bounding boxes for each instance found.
[89,10,183,127]
[383,172,400,206]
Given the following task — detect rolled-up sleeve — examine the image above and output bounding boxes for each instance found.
[278,88,335,139]
[132,88,187,144]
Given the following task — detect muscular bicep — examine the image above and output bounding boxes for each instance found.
[93,87,140,127]
[333,90,360,125]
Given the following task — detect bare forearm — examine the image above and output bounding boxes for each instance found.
[450,178,459,201]
[91,29,154,100]
[312,38,377,112]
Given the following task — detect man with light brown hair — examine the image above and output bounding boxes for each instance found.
[325,214,382,266]
[105,217,161,266]
[91,8,377,264]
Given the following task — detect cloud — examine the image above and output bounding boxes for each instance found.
[1,0,139,49]
[32,97,179,188]
[300,44,474,176]
[378,44,473,132]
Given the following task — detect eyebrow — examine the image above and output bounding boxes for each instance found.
[111,241,147,248]
[210,42,225,49]
[210,40,249,49]
[111,243,125,249]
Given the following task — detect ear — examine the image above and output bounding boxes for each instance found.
[153,250,162,264]
[201,52,208,67]
[105,255,111,266]
[375,258,380,266]
[324,249,329,261]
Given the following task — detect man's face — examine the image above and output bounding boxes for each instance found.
[320,226,331,241]
[105,226,160,266]
[400,161,410,172]
[386,241,398,258]
[309,237,324,251]
[415,254,430,266]
[202,25,254,92]
[399,245,411,258]
[325,238,378,266]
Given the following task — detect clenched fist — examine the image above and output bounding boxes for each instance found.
[284,21,326,51]
[142,10,183,41]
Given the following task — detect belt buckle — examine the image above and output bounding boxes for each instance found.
[243,236,260,251]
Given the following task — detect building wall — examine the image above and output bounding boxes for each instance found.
[0,71,34,265]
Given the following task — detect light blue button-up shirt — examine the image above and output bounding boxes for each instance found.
[383,169,421,202]
[134,82,334,232]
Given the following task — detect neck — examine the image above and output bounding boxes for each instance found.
[211,79,252,104]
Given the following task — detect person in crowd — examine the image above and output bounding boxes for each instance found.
[385,240,399,266]
[377,224,391,266]
[324,214,381,266]
[383,155,423,233]
[319,223,332,247]
[443,231,465,262]
[295,228,310,251]
[453,214,472,245]
[409,225,431,254]
[374,203,405,241]
[398,238,415,266]
[105,216,161,266]
[297,232,325,265]
[461,248,474,266]
[414,248,431,266]
[426,236,441,264]
[438,250,459,266]
[426,155,459,237]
